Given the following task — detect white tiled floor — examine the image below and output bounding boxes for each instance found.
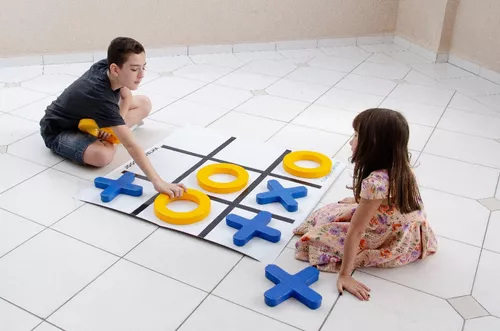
[1,43,500,331]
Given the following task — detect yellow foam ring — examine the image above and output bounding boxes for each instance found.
[154,189,211,225]
[196,163,249,194]
[78,119,120,144]
[283,151,333,179]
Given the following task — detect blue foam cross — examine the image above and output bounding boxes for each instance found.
[226,211,281,246]
[264,264,322,309]
[256,180,307,212]
[94,172,143,203]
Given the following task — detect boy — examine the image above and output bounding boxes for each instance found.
[40,37,186,198]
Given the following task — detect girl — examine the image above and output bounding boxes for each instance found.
[293,108,438,301]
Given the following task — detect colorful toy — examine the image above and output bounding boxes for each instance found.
[283,150,332,179]
[256,180,307,212]
[94,172,143,203]
[196,163,249,194]
[264,264,322,309]
[225,211,281,246]
[78,118,120,144]
[154,188,211,225]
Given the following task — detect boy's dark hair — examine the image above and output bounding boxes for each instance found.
[107,37,145,68]
[351,108,422,214]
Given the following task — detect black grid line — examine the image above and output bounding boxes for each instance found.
[162,145,322,189]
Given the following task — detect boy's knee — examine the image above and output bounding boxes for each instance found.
[142,96,152,116]
[84,145,114,167]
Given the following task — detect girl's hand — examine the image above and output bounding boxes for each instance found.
[338,197,356,204]
[336,274,371,301]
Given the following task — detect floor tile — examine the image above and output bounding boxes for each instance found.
[216,70,280,90]
[0,299,41,331]
[380,98,445,127]
[53,120,179,181]
[473,94,500,112]
[145,56,193,73]
[389,84,455,107]
[0,87,49,113]
[132,90,177,114]
[320,46,371,62]
[178,295,298,331]
[267,123,350,156]
[472,250,500,316]
[21,74,76,95]
[32,322,62,331]
[150,99,229,126]
[48,259,206,331]
[208,112,285,142]
[9,96,56,122]
[464,316,500,331]
[266,79,330,103]
[363,237,480,298]
[359,43,406,53]
[352,62,411,80]
[291,105,357,135]
[408,123,433,151]
[388,50,433,65]
[448,295,489,319]
[234,95,308,122]
[320,168,354,204]
[425,129,500,168]
[8,133,64,167]
[412,63,476,79]
[323,271,463,331]
[126,228,242,291]
[0,153,46,194]
[403,70,448,88]
[0,209,44,257]
[213,248,339,331]
[234,51,284,62]
[52,204,157,256]
[0,169,88,226]
[448,93,500,117]
[185,84,253,109]
[0,113,39,145]
[336,73,396,96]
[285,66,346,86]
[173,64,233,82]
[0,65,43,83]
[139,76,206,98]
[240,59,298,77]
[315,88,384,111]
[278,48,325,60]
[414,153,499,199]
[43,62,92,77]
[190,53,246,68]
[366,53,403,65]
[440,76,500,97]
[479,197,500,211]
[484,212,500,253]
[308,55,362,73]
[420,188,490,247]
[438,108,500,139]
[0,229,117,318]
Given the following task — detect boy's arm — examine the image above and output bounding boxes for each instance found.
[111,124,187,198]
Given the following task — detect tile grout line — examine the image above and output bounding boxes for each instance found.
[0,296,45,323]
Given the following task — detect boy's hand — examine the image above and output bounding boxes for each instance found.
[153,180,187,198]
[98,130,112,141]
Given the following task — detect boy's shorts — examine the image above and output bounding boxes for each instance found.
[49,131,98,165]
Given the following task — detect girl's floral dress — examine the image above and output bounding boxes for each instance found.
[293,170,438,272]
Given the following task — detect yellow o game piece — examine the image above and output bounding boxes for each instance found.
[78,119,120,144]
[197,163,249,194]
[283,151,333,179]
[154,189,211,225]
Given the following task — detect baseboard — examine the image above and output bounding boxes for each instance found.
[0,34,395,67]
[394,35,450,63]
[449,54,500,85]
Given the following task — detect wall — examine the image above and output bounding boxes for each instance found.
[0,0,399,57]
[395,0,450,52]
[450,0,500,72]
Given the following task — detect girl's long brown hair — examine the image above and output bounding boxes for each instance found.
[351,108,422,213]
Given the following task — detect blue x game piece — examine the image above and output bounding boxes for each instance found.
[226,211,281,246]
[264,264,322,309]
[256,180,307,212]
[94,172,143,203]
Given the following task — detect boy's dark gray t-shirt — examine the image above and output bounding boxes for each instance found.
[39,59,126,146]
